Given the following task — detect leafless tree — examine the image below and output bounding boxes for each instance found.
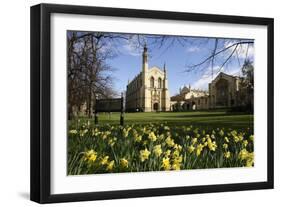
[125,35,254,78]
[67,32,127,119]
[184,38,254,78]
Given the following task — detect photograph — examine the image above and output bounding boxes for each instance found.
[67,31,254,175]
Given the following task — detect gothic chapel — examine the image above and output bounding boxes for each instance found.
[126,45,170,112]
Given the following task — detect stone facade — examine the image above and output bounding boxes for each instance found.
[126,45,170,112]
[170,72,250,111]
[208,72,241,108]
[171,85,209,111]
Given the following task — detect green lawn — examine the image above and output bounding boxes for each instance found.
[70,110,253,129]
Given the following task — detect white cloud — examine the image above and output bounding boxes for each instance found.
[237,44,254,59]
[186,46,200,53]
[121,35,144,57]
[223,66,241,76]
[191,65,241,90]
[223,40,254,60]
[122,44,142,56]
[192,75,212,90]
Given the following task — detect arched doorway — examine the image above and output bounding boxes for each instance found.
[153,102,159,111]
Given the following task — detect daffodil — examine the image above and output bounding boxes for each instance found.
[120,158,129,168]
[185,135,190,140]
[153,145,162,157]
[238,149,254,167]
[140,148,151,162]
[133,132,142,142]
[188,145,195,153]
[239,148,249,160]
[148,132,157,142]
[234,136,240,143]
[249,135,254,141]
[69,129,77,134]
[164,149,171,157]
[164,126,170,130]
[102,134,107,140]
[173,149,180,158]
[108,138,116,147]
[219,129,224,137]
[173,155,183,164]
[231,130,238,137]
[172,163,181,170]
[238,135,244,141]
[224,137,229,143]
[84,149,97,162]
[243,140,248,147]
[223,143,228,150]
[106,160,115,171]
[162,157,171,170]
[80,129,88,137]
[196,144,204,156]
[207,138,217,151]
[246,152,254,167]
[224,151,231,159]
[100,155,109,165]
[122,128,129,137]
[165,136,175,147]
[191,138,197,145]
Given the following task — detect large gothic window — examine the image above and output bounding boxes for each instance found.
[150,77,154,88]
[215,79,229,107]
[158,78,162,88]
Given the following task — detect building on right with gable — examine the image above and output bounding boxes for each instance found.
[170,72,253,111]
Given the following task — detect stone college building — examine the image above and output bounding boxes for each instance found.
[126,46,252,112]
[126,45,170,112]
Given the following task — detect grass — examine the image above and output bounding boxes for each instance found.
[70,110,253,129]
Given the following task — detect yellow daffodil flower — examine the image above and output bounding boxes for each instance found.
[120,158,129,168]
[224,151,231,159]
[100,156,109,165]
[223,143,228,149]
[165,136,175,147]
[153,145,162,157]
[188,145,195,153]
[84,149,97,162]
[140,148,151,162]
[148,132,157,142]
[162,157,171,170]
[106,160,115,171]
[196,144,204,156]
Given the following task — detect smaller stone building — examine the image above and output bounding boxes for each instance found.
[170,85,209,111]
[208,72,241,108]
[170,72,252,111]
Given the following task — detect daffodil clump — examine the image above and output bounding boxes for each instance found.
[67,121,254,175]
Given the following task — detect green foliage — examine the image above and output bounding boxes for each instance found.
[67,113,254,175]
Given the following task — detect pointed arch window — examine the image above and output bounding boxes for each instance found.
[150,77,154,88]
[158,77,162,88]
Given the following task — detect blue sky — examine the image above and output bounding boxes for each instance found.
[75,32,254,96]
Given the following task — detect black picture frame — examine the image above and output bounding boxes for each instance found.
[30,3,274,204]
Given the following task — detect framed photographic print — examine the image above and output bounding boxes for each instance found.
[30,3,274,203]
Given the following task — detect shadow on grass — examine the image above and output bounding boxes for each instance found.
[69,111,253,130]
[164,113,252,119]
